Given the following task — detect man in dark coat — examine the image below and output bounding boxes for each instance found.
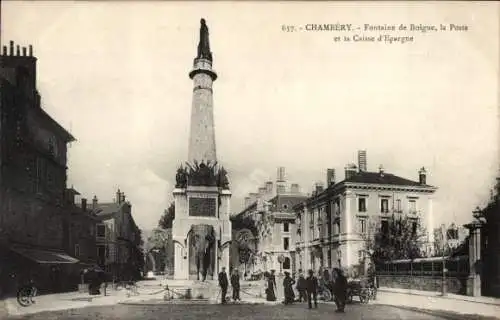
[218,267,229,304]
[333,268,348,312]
[305,269,318,309]
[230,269,241,302]
[296,270,307,302]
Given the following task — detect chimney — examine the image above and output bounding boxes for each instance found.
[277,167,286,182]
[265,181,273,194]
[276,184,286,195]
[16,45,20,56]
[249,192,258,204]
[358,150,367,172]
[121,193,126,203]
[419,167,427,185]
[2,46,7,55]
[81,198,87,211]
[244,197,251,208]
[315,182,324,195]
[379,165,385,177]
[291,183,300,194]
[9,41,14,56]
[258,187,266,196]
[345,163,357,180]
[327,168,336,186]
[116,189,121,204]
[92,195,98,209]
[28,45,33,56]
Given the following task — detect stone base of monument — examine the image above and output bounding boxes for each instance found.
[163,280,220,302]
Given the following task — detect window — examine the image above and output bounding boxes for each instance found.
[283,222,289,232]
[283,257,291,270]
[283,237,290,251]
[74,244,80,257]
[381,220,389,234]
[333,222,340,235]
[380,199,389,213]
[283,204,288,210]
[396,199,402,213]
[358,250,364,262]
[409,200,417,213]
[358,218,367,234]
[334,199,341,215]
[412,222,417,234]
[358,197,367,212]
[97,245,106,264]
[96,224,106,238]
[327,250,332,268]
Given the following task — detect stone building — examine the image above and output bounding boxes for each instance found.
[89,189,143,281]
[0,41,78,295]
[62,188,99,266]
[476,176,500,297]
[231,167,307,275]
[294,151,437,274]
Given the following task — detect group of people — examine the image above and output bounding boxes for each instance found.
[218,267,242,304]
[280,268,348,312]
[217,266,349,313]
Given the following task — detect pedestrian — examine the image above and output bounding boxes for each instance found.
[218,267,229,304]
[266,269,277,301]
[282,271,295,304]
[231,269,241,302]
[332,268,348,313]
[305,269,318,309]
[296,270,307,302]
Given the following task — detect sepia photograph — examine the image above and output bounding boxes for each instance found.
[0,1,499,319]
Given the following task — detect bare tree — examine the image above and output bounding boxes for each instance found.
[363,214,428,266]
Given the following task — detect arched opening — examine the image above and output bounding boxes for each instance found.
[283,257,291,270]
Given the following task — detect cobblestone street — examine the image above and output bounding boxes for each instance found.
[4,302,497,320]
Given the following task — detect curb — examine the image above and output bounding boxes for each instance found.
[379,304,500,320]
[378,288,500,307]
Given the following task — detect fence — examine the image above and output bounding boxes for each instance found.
[377,255,470,295]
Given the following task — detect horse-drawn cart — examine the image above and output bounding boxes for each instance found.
[346,278,376,304]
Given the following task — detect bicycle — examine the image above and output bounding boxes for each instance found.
[17,283,37,307]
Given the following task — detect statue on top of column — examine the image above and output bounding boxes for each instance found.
[197,18,213,61]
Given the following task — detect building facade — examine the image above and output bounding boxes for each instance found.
[63,188,99,266]
[91,189,142,281]
[0,41,78,295]
[231,167,307,275]
[294,151,437,275]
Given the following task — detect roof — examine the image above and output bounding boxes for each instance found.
[91,202,124,218]
[342,171,435,188]
[10,245,79,264]
[38,108,75,143]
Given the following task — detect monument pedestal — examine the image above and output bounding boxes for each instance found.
[171,186,232,281]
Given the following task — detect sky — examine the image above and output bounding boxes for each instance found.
[1,1,498,231]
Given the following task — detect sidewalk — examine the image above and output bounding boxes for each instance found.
[2,281,276,317]
[375,287,500,319]
[3,284,163,317]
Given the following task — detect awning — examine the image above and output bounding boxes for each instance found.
[10,245,79,264]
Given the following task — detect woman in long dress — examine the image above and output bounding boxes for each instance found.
[283,271,295,304]
[266,270,277,301]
